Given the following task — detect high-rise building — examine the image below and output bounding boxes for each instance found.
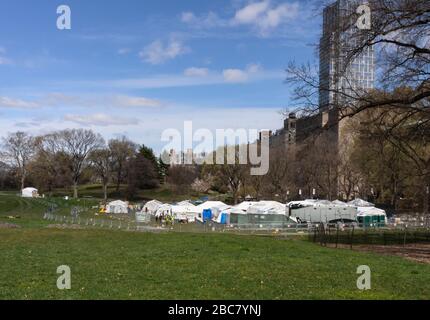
[319,0,375,111]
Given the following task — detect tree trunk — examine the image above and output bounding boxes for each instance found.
[20,174,25,191]
[103,183,108,203]
[424,184,429,215]
[73,182,78,199]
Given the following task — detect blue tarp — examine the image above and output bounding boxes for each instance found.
[219,213,228,224]
[202,209,212,222]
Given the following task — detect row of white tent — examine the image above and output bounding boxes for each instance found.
[142,200,288,223]
[142,198,387,224]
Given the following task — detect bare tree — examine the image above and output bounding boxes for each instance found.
[55,129,104,198]
[109,136,136,192]
[0,132,35,190]
[89,148,112,202]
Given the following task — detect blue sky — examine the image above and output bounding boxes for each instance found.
[0,0,321,153]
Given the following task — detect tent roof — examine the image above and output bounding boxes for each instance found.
[247,201,286,215]
[196,201,228,210]
[22,187,37,192]
[357,206,386,216]
[145,200,162,206]
[332,200,348,206]
[234,201,259,211]
[176,200,196,207]
[348,198,374,207]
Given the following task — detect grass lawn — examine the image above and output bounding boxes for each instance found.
[0,192,430,300]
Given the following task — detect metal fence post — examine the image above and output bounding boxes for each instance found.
[350,226,355,250]
[336,224,339,248]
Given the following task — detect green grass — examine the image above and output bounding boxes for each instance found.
[1,193,430,300]
[51,184,222,203]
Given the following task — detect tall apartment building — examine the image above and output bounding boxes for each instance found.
[271,0,375,149]
[319,0,375,111]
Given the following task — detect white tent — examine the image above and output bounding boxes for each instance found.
[332,200,348,206]
[247,201,286,215]
[154,203,199,222]
[172,204,199,222]
[231,201,258,214]
[176,200,193,206]
[106,200,129,214]
[347,198,374,207]
[21,187,39,198]
[155,204,173,217]
[357,206,386,216]
[356,206,388,225]
[196,201,228,211]
[143,200,163,215]
[194,201,230,222]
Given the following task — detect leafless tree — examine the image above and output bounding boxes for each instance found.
[54,129,104,198]
[287,0,430,120]
[0,132,35,190]
[108,136,136,192]
[89,148,112,202]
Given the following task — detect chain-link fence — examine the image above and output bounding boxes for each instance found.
[309,223,430,248]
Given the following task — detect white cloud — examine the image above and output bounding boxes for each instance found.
[0,96,39,109]
[181,11,227,28]
[223,69,249,83]
[184,67,209,77]
[246,63,262,74]
[181,1,300,36]
[0,48,12,65]
[76,66,283,89]
[139,39,190,65]
[222,64,263,83]
[0,57,11,65]
[113,95,163,108]
[64,113,139,127]
[117,48,131,55]
[234,1,270,24]
[233,1,300,35]
[181,12,196,23]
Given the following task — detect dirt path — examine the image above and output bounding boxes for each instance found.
[328,243,430,264]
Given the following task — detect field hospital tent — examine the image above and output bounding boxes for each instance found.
[347,198,374,207]
[172,204,199,222]
[154,203,199,222]
[356,207,387,227]
[106,200,129,214]
[195,201,229,222]
[143,200,163,215]
[348,199,387,226]
[247,201,286,215]
[229,201,290,228]
[155,204,173,217]
[21,187,39,198]
[212,202,255,225]
[288,199,357,223]
[234,201,258,212]
[332,200,348,206]
[176,200,194,206]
